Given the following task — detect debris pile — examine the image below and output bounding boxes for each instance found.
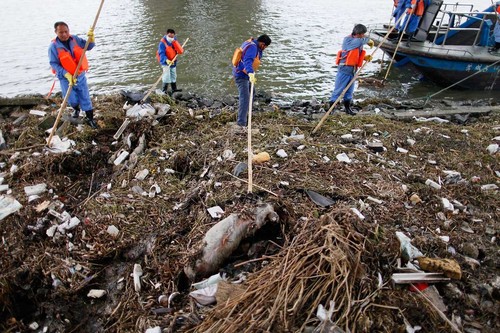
[0,92,498,332]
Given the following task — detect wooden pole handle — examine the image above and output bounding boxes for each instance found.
[312,13,406,134]
[47,0,106,147]
[247,82,255,193]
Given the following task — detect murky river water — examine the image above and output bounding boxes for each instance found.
[0,0,494,102]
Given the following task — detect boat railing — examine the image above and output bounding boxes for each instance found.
[418,45,475,57]
[432,8,495,46]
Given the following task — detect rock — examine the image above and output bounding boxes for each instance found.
[222,95,236,106]
[442,283,464,299]
[199,97,214,107]
[174,91,194,101]
[452,113,469,124]
[461,243,479,259]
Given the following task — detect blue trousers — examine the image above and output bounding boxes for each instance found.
[330,71,355,103]
[235,76,253,126]
[402,15,421,34]
[59,74,93,111]
[394,9,406,30]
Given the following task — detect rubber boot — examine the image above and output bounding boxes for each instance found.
[343,100,356,115]
[85,110,99,129]
[162,83,169,94]
[171,82,182,93]
[72,105,81,118]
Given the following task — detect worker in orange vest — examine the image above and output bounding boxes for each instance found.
[49,21,98,128]
[157,29,184,95]
[329,24,374,115]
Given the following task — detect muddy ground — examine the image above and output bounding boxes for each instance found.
[0,90,498,333]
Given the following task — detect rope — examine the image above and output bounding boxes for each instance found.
[422,57,500,105]
[384,11,413,80]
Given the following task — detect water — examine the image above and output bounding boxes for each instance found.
[0,0,494,102]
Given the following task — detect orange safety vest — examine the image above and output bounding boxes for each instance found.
[233,38,261,73]
[156,37,184,63]
[52,38,89,75]
[407,0,425,16]
[336,48,366,68]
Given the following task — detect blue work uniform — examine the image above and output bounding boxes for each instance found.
[330,35,369,104]
[48,35,95,111]
[233,40,263,127]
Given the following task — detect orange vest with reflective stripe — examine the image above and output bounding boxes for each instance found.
[156,37,184,62]
[336,48,366,68]
[407,0,425,16]
[52,38,89,75]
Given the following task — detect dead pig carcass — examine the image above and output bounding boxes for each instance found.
[184,203,279,280]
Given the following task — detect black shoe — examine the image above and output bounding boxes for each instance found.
[72,106,81,118]
[86,119,99,129]
[162,83,169,94]
[85,110,99,129]
[171,82,182,93]
[343,100,357,116]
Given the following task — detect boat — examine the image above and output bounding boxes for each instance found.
[369,1,500,90]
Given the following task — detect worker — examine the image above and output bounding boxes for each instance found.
[402,0,426,45]
[232,34,272,131]
[394,0,411,31]
[329,24,374,116]
[157,28,184,95]
[49,21,98,128]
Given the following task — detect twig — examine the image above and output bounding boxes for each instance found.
[88,172,95,198]
[411,283,462,333]
[224,171,278,196]
[0,144,45,154]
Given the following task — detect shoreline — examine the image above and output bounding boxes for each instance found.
[1,88,499,124]
[0,90,498,332]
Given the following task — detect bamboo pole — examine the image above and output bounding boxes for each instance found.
[312,13,406,134]
[383,12,413,81]
[47,0,105,147]
[140,38,189,104]
[380,9,396,73]
[247,82,255,193]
